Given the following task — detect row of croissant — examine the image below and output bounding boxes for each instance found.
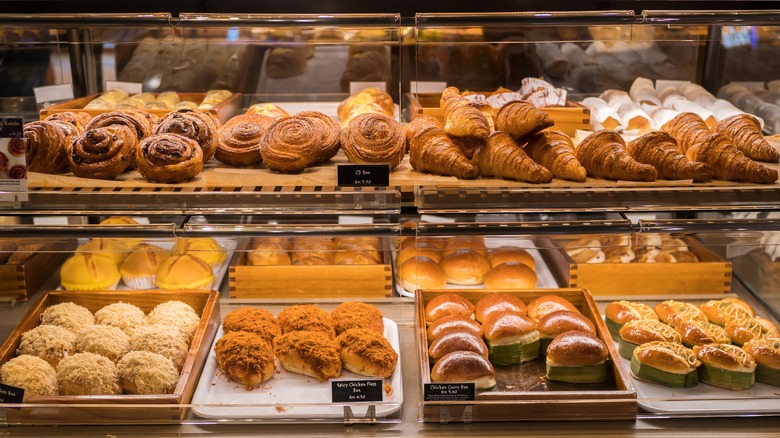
[406,86,778,184]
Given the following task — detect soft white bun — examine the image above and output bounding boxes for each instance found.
[440,250,491,285]
[483,262,537,290]
[397,256,447,293]
[430,351,496,389]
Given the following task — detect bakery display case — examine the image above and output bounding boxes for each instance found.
[1,5,780,436]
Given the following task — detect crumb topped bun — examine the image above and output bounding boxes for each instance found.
[474,292,527,324]
[487,246,536,269]
[274,330,342,381]
[426,314,483,345]
[332,302,384,336]
[277,304,335,338]
[526,295,579,321]
[117,351,180,394]
[94,302,147,336]
[0,355,58,396]
[147,300,201,342]
[654,300,707,327]
[430,351,496,389]
[40,302,95,334]
[75,324,131,363]
[428,330,489,363]
[440,250,491,285]
[130,325,190,371]
[336,328,398,378]
[222,309,281,347]
[424,293,475,324]
[397,256,447,293]
[483,262,538,290]
[215,331,275,389]
[17,324,76,368]
[56,352,121,395]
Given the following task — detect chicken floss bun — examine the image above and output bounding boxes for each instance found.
[397,256,447,293]
[440,250,491,285]
[487,246,537,269]
[424,293,475,324]
[483,262,538,290]
[430,351,496,390]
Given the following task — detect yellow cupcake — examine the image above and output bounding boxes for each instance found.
[155,254,215,290]
[60,254,121,290]
[119,243,171,289]
[171,238,226,268]
[76,238,131,267]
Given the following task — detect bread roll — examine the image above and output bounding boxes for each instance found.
[482,312,540,365]
[247,241,291,266]
[526,295,579,321]
[424,293,475,324]
[604,300,658,339]
[442,237,488,258]
[537,310,596,350]
[336,328,397,378]
[396,242,441,266]
[428,330,489,363]
[693,343,756,390]
[675,319,731,347]
[474,292,527,324]
[397,256,447,293]
[430,351,496,390]
[426,315,483,345]
[483,262,538,290]
[546,330,608,366]
[440,250,491,285]
[274,330,341,381]
[654,300,707,327]
[700,298,755,326]
[487,246,536,269]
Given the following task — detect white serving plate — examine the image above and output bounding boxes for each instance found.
[191,317,403,420]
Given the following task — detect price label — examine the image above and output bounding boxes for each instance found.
[0,383,24,404]
[423,383,475,401]
[331,379,384,403]
[337,164,390,187]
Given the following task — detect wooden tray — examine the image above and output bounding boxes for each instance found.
[39,92,242,124]
[547,236,732,297]
[405,92,590,137]
[0,240,76,302]
[0,289,220,425]
[416,288,637,423]
[229,241,393,299]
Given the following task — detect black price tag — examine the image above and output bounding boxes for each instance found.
[331,379,384,403]
[337,164,390,187]
[423,383,475,401]
[0,118,23,138]
[0,383,24,403]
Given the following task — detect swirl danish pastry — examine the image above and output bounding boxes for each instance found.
[340,112,405,169]
[135,133,204,183]
[259,112,340,173]
[155,109,221,162]
[23,119,79,174]
[297,111,341,165]
[67,125,138,179]
[85,109,157,142]
[215,114,275,166]
[44,111,92,132]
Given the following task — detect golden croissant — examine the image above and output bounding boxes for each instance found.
[659,112,711,155]
[473,132,552,183]
[404,115,480,179]
[524,130,587,182]
[715,114,779,163]
[494,100,554,140]
[440,86,491,142]
[576,130,658,181]
[686,133,778,183]
[627,131,713,182]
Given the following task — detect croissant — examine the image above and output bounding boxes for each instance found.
[155,109,221,162]
[524,130,587,182]
[215,114,275,166]
[686,132,778,183]
[136,133,204,183]
[494,100,554,140]
[473,132,552,183]
[659,112,710,154]
[715,114,780,163]
[627,131,713,182]
[23,119,79,174]
[440,86,491,142]
[404,115,480,179]
[340,112,405,169]
[576,130,658,181]
[67,125,137,179]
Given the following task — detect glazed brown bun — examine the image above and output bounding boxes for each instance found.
[426,315,483,345]
[396,242,442,266]
[700,299,755,326]
[428,330,489,363]
[605,301,658,325]
[674,320,731,347]
[440,250,491,285]
[526,295,579,321]
[482,312,538,345]
[424,293,475,324]
[442,237,488,258]
[430,351,496,389]
[545,330,608,366]
[619,319,682,345]
[483,262,538,290]
[632,341,700,374]
[742,338,780,368]
[692,343,756,373]
[654,300,707,327]
[397,256,447,293]
[487,246,536,269]
[724,317,765,346]
[537,310,596,339]
[474,292,527,324]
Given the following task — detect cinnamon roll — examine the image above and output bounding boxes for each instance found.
[23,119,78,174]
[259,112,340,173]
[0,152,7,172]
[296,111,341,165]
[246,103,289,120]
[135,133,204,183]
[68,126,137,179]
[215,114,274,166]
[154,109,220,162]
[85,110,157,142]
[9,165,26,179]
[8,138,26,157]
[340,112,405,169]
[44,111,92,132]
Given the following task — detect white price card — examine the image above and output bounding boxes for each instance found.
[33,84,74,106]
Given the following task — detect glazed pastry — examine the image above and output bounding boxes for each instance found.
[742,338,780,386]
[545,331,609,384]
[67,126,137,179]
[604,300,658,339]
[404,115,480,179]
[136,134,204,183]
[715,114,780,163]
[259,112,340,173]
[487,246,536,269]
[440,86,490,143]
[154,109,220,162]
[426,314,483,345]
[576,130,658,181]
[675,319,731,347]
[693,343,756,390]
[482,312,540,365]
[265,46,308,79]
[494,100,554,140]
[23,119,78,174]
[440,250,491,285]
[700,299,755,326]
[215,114,275,166]
[526,295,579,321]
[725,318,765,346]
[654,300,708,327]
[474,292,528,323]
[473,131,553,183]
[483,262,538,290]
[430,351,496,389]
[631,341,700,388]
[424,293,475,324]
[659,112,713,155]
[300,111,341,165]
[428,330,489,363]
[626,131,713,182]
[85,109,157,143]
[340,112,405,169]
[246,103,289,120]
[337,88,395,125]
[524,130,587,182]
[44,111,92,132]
[618,319,682,360]
[396,256,447,294]
[537,310,596,352]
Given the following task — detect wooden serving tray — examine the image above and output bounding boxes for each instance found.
[0,289,220,425]
[0,240,76,302]
[39,92,241,124]
[416,288,637,423]
[405,92,590,136]
[546,236,732,296]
